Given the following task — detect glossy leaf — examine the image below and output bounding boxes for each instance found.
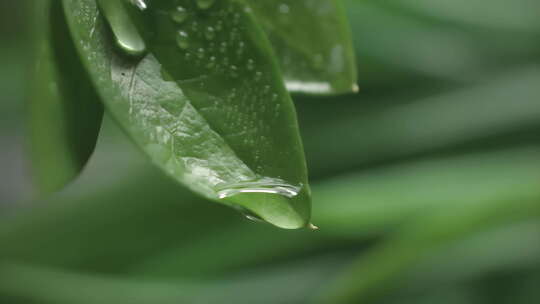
[61,0,311,229]
[248,0,358,95]
[28,0,103,194]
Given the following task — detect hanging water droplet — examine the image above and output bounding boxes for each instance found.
[176,30,190,50]
[216,178,309,229]
[196,0,216,10]
[243,211,264,222]
[229,205,264,222]
[215,20,223,31]
[97,0,147,57]
[309,223,319,230]
[217,179,301,200]
[170,6,188,23]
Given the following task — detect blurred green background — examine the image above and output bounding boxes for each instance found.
[1,1,540,303]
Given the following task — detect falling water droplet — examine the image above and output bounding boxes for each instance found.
[196,0,216,10]
[170,6,188,23]
[176,30,190,50]
[97,0,147,57]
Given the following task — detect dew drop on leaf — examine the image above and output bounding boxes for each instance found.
[176,30,190,50]
[129,0,147,10]
[196,0,216,10]
[97,0,147,57]
[205,26,216,40]
[171,6,188,24]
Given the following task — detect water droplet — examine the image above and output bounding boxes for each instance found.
[129,0,147,10]
[171,6,188,24]
[216,178,309,229]
[205,26,216,40]
[197,47,205,59]
[229,205,264,222]
[233,13,241,24]
[230,65,239,78]
[279,4,290,14]
[254,71,263,81]
[97,0,147,57]
[196,0,216,10]
[217,179,301,199]
[215,21,223,31]
[206,56,216,69]
[309,223,319,230]
[246,59,255,71]
[176,30,190,49]
[219,42,228,53]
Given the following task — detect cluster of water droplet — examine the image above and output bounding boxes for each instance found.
[167,1,285,161]
[167,1,266,81]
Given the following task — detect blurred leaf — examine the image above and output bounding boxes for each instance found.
[302,68,540,176]
[313,146,540,237]
[360,221,540,304]
[391,0,540,34]
[249,0,358,94]
[319,186,540,303]
[27,0,103,194]
[403,220,540,287]
[61,0,311,229]
[344,0,540,83]
[0,255,349,304]
[0,165,237,273]
[130,223,333,277]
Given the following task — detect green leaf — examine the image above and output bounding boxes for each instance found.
[248,0,358,95]
[28,0,103,194]
[61,0,311,229]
